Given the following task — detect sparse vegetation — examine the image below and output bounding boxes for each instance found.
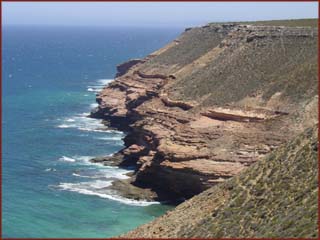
[169,24,318,107]
[211,18,318,28]
[124,126,318,238]
[141,25,230,73]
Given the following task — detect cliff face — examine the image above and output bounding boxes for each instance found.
[123,125,318,238]
[91,22,318,200]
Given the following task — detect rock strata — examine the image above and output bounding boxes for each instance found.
[123,125,318,238]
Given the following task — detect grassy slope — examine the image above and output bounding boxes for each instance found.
[141,24,230,74]
[169,21,318,107]
[124,125,318,238]
[141,19,318,107]
[213,18,318,27]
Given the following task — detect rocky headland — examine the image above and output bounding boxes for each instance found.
[90,19,318,237]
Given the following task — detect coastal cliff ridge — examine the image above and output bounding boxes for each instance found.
[90,18,318,238]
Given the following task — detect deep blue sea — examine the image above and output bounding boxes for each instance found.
[2,25,181,238]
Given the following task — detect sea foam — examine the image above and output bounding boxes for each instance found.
[59,156,76,162]
[56,154,158,206]
[56,114,108,132]
[58,181,159,206]
[87,79,114,93]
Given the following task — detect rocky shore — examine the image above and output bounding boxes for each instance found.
[123,125,318,238]
[90,22,318,203]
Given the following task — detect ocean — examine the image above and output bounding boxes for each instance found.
[2,25,181,238]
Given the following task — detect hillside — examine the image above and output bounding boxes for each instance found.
[91,19,318,202]
[123,125,318,238]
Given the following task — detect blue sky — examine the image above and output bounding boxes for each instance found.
[3,2,318,27]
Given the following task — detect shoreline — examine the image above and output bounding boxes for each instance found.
[87,120,181,205]
[88,79,173,204]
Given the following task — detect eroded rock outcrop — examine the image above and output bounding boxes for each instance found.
[116,59,145,77]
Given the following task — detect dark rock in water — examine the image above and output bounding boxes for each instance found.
[90,152,142,168]
[108,178,181,203]
[108,178,158,201]
[91,154,179,202]
[90,153,125,166]
[89,107,103,118]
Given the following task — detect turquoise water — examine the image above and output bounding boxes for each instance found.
[2,25,181,238]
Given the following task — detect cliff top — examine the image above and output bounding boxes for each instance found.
[209,18,318,28]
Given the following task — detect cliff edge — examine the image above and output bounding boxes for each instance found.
[91,19,318,202]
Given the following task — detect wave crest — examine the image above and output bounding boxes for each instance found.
[58,181,159,206]
[87,79,114,93]
[59,156,76,162]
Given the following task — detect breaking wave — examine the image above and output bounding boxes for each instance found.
[59,156,76,162]
[56,155,159,206]
[56,113,108,132]
[87,79,114,93]
[53,77,159,206]
[58,181,159,206]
